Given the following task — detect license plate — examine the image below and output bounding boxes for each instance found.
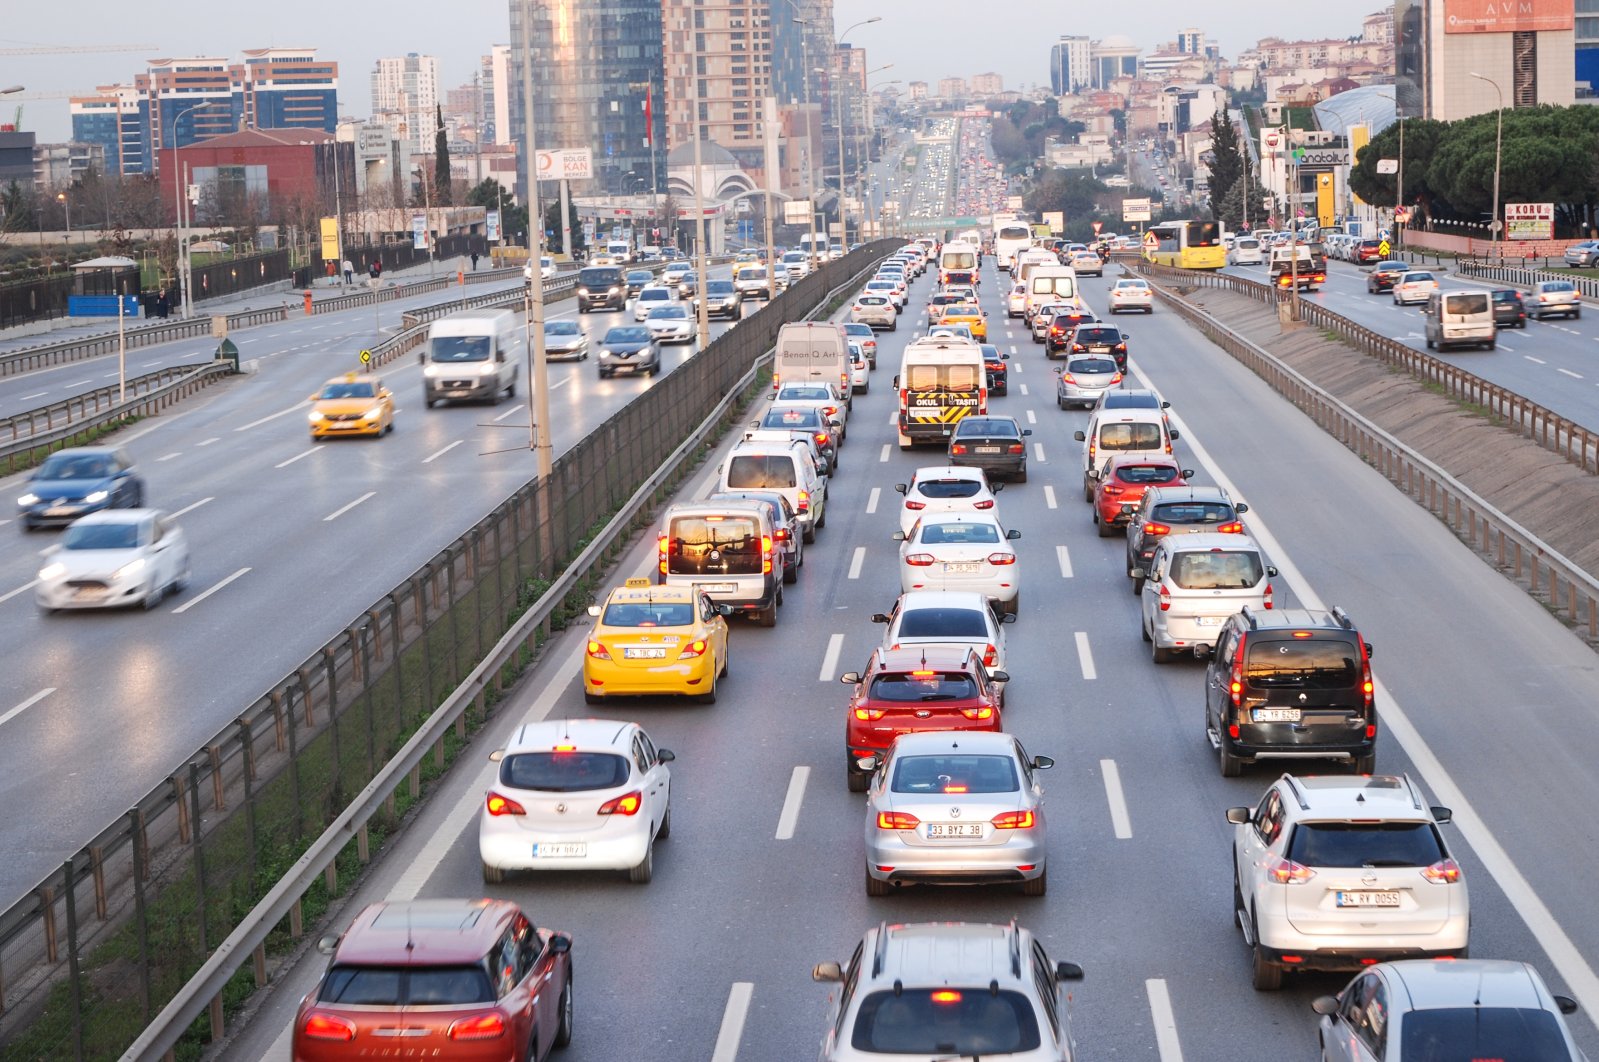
[700,583,736,593]
[44,507,76,517]
[446,390,471,397]
[622,647,667,659]
[1253,708,1302,722]
[1336,890,1401,908]
[944,562,981,574]
[532,842,587,858]
[1196,616,1223,627]
[1088,345,1110,352]
[75,587,106,598]
[926,823,985,839]
[975,445,1002,454]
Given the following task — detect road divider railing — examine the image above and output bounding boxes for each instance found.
[1143,269,1599,642]
[309,266,524,316]
[1455,258,1599,300]
[1135,262,1599,478]
[0,306,287,381]
[0,365,226,447]
[0,239,897,1062]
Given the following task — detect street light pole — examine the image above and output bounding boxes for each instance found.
[413,166,438,279]
[688,19,711,350]
[829,18,882,250]
[1470,72,1503,261]
[519,0,553,475]
[56,192,70,244]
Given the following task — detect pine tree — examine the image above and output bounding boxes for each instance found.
[1206,110,1244,221]
[434,105,453,206]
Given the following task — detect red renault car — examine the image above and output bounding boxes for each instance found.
[1090,455,1192,537]
[840,646,1006,792]
[293,898,573,1062]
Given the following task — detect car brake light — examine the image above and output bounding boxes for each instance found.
[1072,343,1086,352]
[301,1012,357,1042]
[931,990,963,1005]
[991,810,1035,829]
[1360,640,1374,709]
[1230,633,1247,705]
[448,1013,507,1041]
[586,640,611,660]
[974,499,994,510]
[951,443,968,454]
[486,793,526,816]
[1158,585,1171,612]
[679,638,709,659]
[762,533,773,574]
[1266,855,1316,884]
[1216,521,1243,534]
[904,553,936,566]
[797,489,810,512]
[877,811,920,829]
[1103,484,1123,496]
[1143,522,1171,537]
[1008,443,1023,454]
[987,553,1016,565]
[822,406,837,416]
[774,527,788,541]
[982,643,998,667]
[854,706,886,720]
[960,706,995,720]
[904,499,926,510]
[1263,582,1274,609]
[1422,858,1462,884]
[815,432,829,446]
[1114,343,1127,352]
[1110,373,1123,383]
[1061,374,1076,384]
[598,790,643,815]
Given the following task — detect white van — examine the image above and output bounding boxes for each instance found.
[1228,237,1264,266]
[1014,249,1060,286]
[1135,533,1278,661]
[1023,265,1080,321]
[773,321,851,402]
[656,500,783,626]
[1073,409,1178,499]
[422,309,519,406]
[1424,291,1496,351]
[719,439,828,542]
[606,239,633,263]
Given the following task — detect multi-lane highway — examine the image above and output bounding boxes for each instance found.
[0,264,752,907]
[227,234,1599,1060]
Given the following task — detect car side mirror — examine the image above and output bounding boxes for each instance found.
[1054,961,1084,982]
[892,376,900,388]
[990,482,1004,493]
[1001,352,1010,359]
[1266,566,1279,578]
[1006,529,1021,540]
[765,393,775,401]
[893,483,908,494]
[1235,502,1249,514]
[1130,567,1147,579]
[999,612,1017,625]
[1086,469,1100,481]
[870,613,891,624]
[1181,469,1194,479]
[989,670,1010,682]
[1031,755,1054,770]
[1430,805,1452,823]
[488,749,505,763]
[1073,430,1086,441]
[854,753,881,773]
[716,605,736,617]
[813,961,844,983]
[840,671,861,685]
[308,393,320,402]
[316,933,341,955]
[587,605,601,617]
[1169,429,1181,440]
[1225,806,1252,824]
[656,749,676,764]
[1364,642,1375,659]
[1120,503,1135,514]
[1161,400,1171,408]
[549,933,573,955]
[891,531,905,542]
[1022,429,1033,437]
[1555,995,1580,1015]
[1311,996,1340,1017]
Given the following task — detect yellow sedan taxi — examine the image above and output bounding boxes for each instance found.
[308,372,394,439]
[940,302,988,341]
[583,578,731,704]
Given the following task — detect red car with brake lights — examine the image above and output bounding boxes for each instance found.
[840,646,1006,792]
[1091,455,1192,537]
[293,898,573,1062]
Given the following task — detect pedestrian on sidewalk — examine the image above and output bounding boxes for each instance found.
[156,290,170,319]
[342,259,354,285]
[471,251,480,272]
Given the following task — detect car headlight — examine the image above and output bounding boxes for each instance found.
[608,287,620,294]
[577,287,590,295]
[84,490,109,504]
[114,558,146,580]
[308,411,325,422]
[18,493,39,505]
[39,562,65,581]
[477,361,498,375]
[362,407,383,420]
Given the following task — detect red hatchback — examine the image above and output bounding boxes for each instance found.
[1090,455,1192,537]
[840,646,1006,792]
[293,899,574,1062]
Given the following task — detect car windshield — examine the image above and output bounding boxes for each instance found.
[761,408,823,428]
[850,988,1041,1054]
[1115,464,1180,485]
[319,966,495,1006]
[867,672,980,702]
[890,754,1018,794]
[1286,821,1444,868]
[602,600,696,625]
[727,454,798,488]
[898,607,990,639]
[707,281,736,293]
[627,271,652,283]
[428,336,491,363]
[665,515,762,575]
[648,306,688,320]
[545,321,580,336]
[1246,639,1358,688]
[1068,358,1118,374]
[37,454,112,479]
[1099,422,1163,450]
[956,419,1019,438]
[1398,1008,1572,1060]
[780,386,833,401]
[915,478,982,499]
[919,522,1000,545]
[500,751,630,791]
[62,522,141,550]
[319,381,378,399]
[1167,549,1262,589]
[603,327,650,343]
[1153,501,1235,524]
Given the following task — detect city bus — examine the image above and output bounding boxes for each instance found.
[1142,220,1226,270]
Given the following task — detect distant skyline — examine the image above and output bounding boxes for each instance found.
[3,2,1380,142]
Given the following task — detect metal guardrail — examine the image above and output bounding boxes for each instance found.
[0,241,897,1061]
[0,365,219,446]
[1455,258,1599,299]
[1136,263,1599,478]
[0,306,286,380]
[309,266,524,316]
[1143,270,1599,642]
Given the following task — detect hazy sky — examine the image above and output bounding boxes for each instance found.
[4,1,1377,142]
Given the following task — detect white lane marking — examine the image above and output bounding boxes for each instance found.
[1044,485,1058,510]
[324,491,376,522]
[0,579,39,605]
[0,688,55,731]
[1101,759,1133,839]
[1056,545,1074,579]
[1009,345,1018,355]
[1497,343,1514,352]
[1558,368,1583,379]
[1025,409,1037,424]
[848,547,866,580]
[775,766,811,841]
[20,391,47,400]
[1525,355,1547,364]
[493,405,522,422]
[235,402,309,432]
[196,437,220,447]
[887,410,896,426]
[1012,361,1023,374]
[119,409,191,443]
[422,440,464,464]
[866,487,880,514]
[1019,383,1029,396]
[1032,442,1045,461]
[274,447,318,469]
[156,452,180,462]
[710,982,755,1062]
[1075,631,1096,680]
[819,633,845,682]
[169,497,213,519]
[1146,979,1185,1062]
[1130,360,1599,1018]
[63,379,91,388]
[172,567,251,614]
[879,443,890,463]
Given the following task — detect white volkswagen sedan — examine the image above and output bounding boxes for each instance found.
[894,465,1001,535]
[895,512,1021,616]
[37,509,190,612]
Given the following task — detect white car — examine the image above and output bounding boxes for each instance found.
[661,261,692,287]
[1006,283,1028,318]
[848,343,870,394]
[895,512,1021,616]
[864,279,904,309]
[1392,271,1439,306]
[894,465,1001,535]
[1069,249,1103,277]
[633,284,676,321]
[37,509,190,612]
[479,718,675,884]
[522,255,557,282]
[1108,278,1154,314]
[644,304,695,344]
[872,589,1013,699]
[775,381,848,431]
[1228,238,1264,266]
[851,294,897,330]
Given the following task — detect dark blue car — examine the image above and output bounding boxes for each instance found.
[17,447,144,530]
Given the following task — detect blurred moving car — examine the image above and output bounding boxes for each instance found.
[36,508,190,612]
[309,373,395,439]
[16,447,144,531]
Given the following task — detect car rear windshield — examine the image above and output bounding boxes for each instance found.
[1493,290,1522,303]
[1245,638,1359,688]
[779,386,834,401]
[1076,328,1119,343]
[665,516,762,575]
[319,965,495,1006]
[850,988,1041,1054]
[1399,1009,1572,1060]
[1152,501,1235,524]
[500,751,630,791]
[1103,393,1160,409]
[761,408,824,429]
[891,754,1018,794]
[1286,821,1445,869]
[727,454,797,489]
[898,607,990,639]
[956,418,1019,437]
[915,478,982,499]
[602,599,697,625]
[1442,293,1489,317]
[1115,464,1180,485]
[869,672,979,702]
[920,522,1000,545]
[1098,422,1164,450]
[1167,550,1263,589]
[1068,358,1119,374]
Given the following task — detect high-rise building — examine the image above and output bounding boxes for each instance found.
[1091,36,1142,88]
[371,54,440,143]
[484,45,512,145]
[1176,28,1206,54]
[662,0,774,174]
[908,81,929,100]
[70,84,149,175]
[970,72,1004,96]
[240,49,339,131]
[1050,36,1092,95]
[1394,0,1574,120]
[937,77,969,99]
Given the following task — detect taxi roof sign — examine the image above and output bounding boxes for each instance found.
[624,577,652,587]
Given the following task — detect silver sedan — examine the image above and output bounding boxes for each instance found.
[542,320,589,361]
[860,730,1051,896]
[645,305,696,344]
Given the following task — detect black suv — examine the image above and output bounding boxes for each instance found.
[1491,288,1527,328]
[1125,485,1247,590]
[576,266,626,312]
[1204,606,1376,777]
[1065,325,1129,371]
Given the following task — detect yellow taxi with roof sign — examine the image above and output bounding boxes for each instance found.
[939,303,988,341]
[583,577,731,703]
[308,372,394,439]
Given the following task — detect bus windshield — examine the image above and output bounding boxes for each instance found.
[1185,221,1221,247]
[905,364,982,391]
[942,252,977,270]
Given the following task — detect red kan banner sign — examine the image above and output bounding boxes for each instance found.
[1445,0,1573,33]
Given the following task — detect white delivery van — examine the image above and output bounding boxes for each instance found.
[606,239,633,263]
[1014,249,1059,286]
[1424,291,1495,351]
[718,439,827,542]
[773,321,852,403]
[1023,265,1080,321]
[1073,409,1178,499]
[422,309,519,406]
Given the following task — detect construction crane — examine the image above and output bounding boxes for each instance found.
[0,43,159,56]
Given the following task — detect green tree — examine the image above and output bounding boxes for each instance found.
[542,200,586,255]
[1024,169,1111,225]
[466,178,528,244]
[1350,117,1448,218]
[1205,111,1244,225]
[434,105,453,206]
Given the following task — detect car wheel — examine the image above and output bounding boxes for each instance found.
[657,804,672,840]
[1353,750,1377,775]
[1002,592,1019,618]
[776,583,784,607]
[583,690,602,704]
[1141,614,1153,642]
[1083,480,1094,503]
[1425,335,1434,349]
[174,562,191,593]
[802,523,816,544]
[816,506,827,530]
[1014,466,1027,484]
[141,580,163,610]
[627,843,653,884]
[553,972,575,1048]
[865,867,892,897]
[847,760,871,793]
[783,558,798,584]
[1576,310,1583,320]
[481,861,505,885]
[755,602,777,628]
[697,670,717,705]
[1219,741,1244,778]
[1251,942,1284,991]
[1021,866,1048,897]
[1152,640,1174,664]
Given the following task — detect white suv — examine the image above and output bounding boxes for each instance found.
[812,921,1084,1060]
[1226,774,1468,991]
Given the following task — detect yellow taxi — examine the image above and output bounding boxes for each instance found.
[589,252,617,267]
[939,302,988,341]
[734,248,762,263]
[308,372,394,439]
[583,578,730,704]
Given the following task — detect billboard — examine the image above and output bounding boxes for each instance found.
[783,199,814,225]
[1445,0,1573,33]
[486,209,502,243]
[412,214,428,250]
[319,217,340,261]
[1042,211,1065,234]
[1505,202,1554,240]
[534,148,595,181]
